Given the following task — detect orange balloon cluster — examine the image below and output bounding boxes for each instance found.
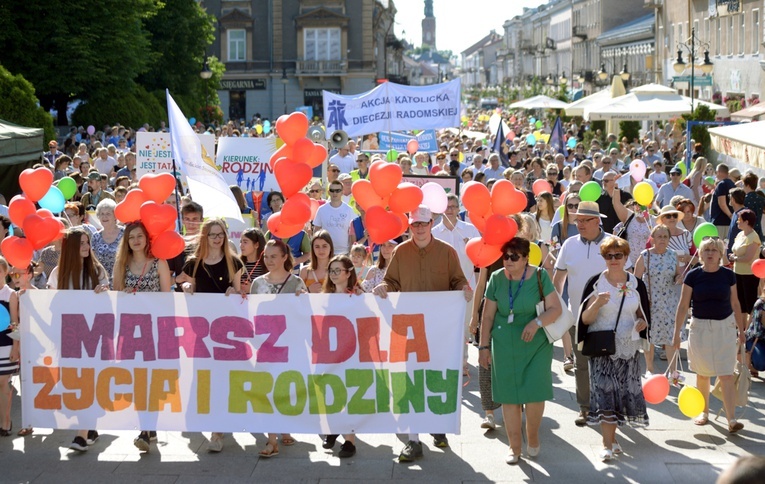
[2,168,65,269]
[268,112,328,239]
[114,172,185,260]
[351,160,423,244]
[461,180,523,267]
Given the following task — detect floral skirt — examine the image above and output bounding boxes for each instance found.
[587,352,649,427]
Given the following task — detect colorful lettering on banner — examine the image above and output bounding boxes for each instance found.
[215,137,280,193]
[20,291,465,434]
[377,130,438,153]
[135,132,214,191]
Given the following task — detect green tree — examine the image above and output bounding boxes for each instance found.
[619,121,641,143]
[0,64,56,148]
[679,104,716,159]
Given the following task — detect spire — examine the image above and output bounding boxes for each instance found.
[424,0,433,18]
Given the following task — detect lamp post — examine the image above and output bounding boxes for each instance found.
[673,27,713,162]
[199,59,212,125]
[597,59,630,86]
[281,67,289,114]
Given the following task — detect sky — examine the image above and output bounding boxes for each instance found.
[393,0,541,58]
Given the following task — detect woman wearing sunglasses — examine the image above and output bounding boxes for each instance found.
[578,236,650,462]
[656,205,693,268]
[673,237,745,433]
[478,237,562,465]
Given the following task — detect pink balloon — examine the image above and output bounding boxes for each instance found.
[630,160,645,182]
[407,139,419,154]
[421,182,448,213]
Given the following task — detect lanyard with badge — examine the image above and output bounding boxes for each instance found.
[507,265,528,324]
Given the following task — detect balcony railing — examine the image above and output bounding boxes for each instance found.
[573,25,588,40]
[296,60,347,75]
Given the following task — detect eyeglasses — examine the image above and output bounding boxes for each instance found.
[547,171,558,175]
[503,253,522,262]
[329,169,340,173]
[602,253,625,260]
[411,221,430,228]
[662,213,678,219]
[702,235,721,241]
[328,268,349,276]
[309,189,321,193]
[670,172,681,176]
[208,233,225,240]
[575,217,598,224]
[602,161,612,165]
[356,159,366,163]
[328,188,342,193]
[450,154,459,157]
[566,203,579,210]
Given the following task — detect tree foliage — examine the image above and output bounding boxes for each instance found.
[679,104,716,159]
[0,64,56,148]
[619,121,641,143]
[72,85,166,129]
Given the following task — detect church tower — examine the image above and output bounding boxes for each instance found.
[422,0,436,49]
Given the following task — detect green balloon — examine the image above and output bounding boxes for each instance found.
[693,222,719,249]
[579,181,602,202]
[57,177,77,200]
[386,149,399,162]
[705,176,715,185]
[535,120,543,128]
[674,162,687,177]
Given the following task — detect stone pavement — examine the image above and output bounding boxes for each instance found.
[1,343,763,483]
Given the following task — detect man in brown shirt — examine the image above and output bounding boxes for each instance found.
[373,204,473,463]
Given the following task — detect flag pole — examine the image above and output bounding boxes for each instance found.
[171,158,182,233]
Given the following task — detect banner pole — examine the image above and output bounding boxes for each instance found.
[171,158,183,233]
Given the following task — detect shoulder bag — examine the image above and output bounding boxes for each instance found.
[581,284,626,357]
[711,345,749,408]
[614,212,635,240]
[535,268,575,343]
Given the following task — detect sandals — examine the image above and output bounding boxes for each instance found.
[258,442,279,458]
[17,427,33,437]
[281,435,296,446]
[728,420,744,434]
[0,423,12,437]
[694,413,709,426]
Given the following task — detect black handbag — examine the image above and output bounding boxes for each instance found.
[614,213,634,240]
[581,289,626,357]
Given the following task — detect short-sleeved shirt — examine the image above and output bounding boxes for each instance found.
[656,182,694,207]
[732,230,761,275]
[711,178,736,226]
[183,257,243,294]
[554,231,612,317]
[313,202,355,254]
[744,191,765,238]
[684,266,736,320]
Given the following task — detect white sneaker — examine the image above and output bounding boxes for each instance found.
[207,433,224,452]
[600,448,614,462]
[480,414,496,430]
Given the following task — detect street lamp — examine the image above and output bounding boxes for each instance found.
[619,64,630,82]
[281,67,289,114]
[200,59,212,124]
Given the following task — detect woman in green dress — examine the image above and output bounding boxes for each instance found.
[478,237,562,465]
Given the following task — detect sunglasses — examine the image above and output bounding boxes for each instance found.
[329,169,340,172]
[566,203,580,210]
[328,188,342,193]
[309,189,321,193]
[503,253,522,262]
[411,221,430,228]
[662,213,678,219]
[602,253,625,260]
[671,172,681,176]
[702,235,721,241]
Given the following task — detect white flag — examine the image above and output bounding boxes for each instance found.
[166,90,243,222]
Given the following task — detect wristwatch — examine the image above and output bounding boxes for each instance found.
[478,345,490,351]
[535,318,543,328]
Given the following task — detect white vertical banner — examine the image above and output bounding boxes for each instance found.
[215,137,280,193]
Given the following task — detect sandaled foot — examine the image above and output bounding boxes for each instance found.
[612,441,622,454]
[728,421,744,434]
[281,435,296,446]
[694,413,709,426]
[17,427,33,437]
[258,442,279,457]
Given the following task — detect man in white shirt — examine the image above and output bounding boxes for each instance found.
[94,148,118,176]
[328,143,356,174]
[313,180,356,254]
[655,166,693,208]
[481,153,505,180]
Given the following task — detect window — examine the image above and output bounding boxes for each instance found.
[669,23,674,55]
[753,10,760,54]
[716,18,721,55]
[228,29,246,62]
[739,13,746,54]
[728,15,734,55]
[304,28,342,61]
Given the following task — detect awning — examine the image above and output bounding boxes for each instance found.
[509,95,569,110]
[730,104,765,121]
[709,121,765,173]
[564,89,613,116]
[0,119,43,166]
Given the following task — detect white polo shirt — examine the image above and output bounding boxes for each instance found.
[432,219,481,287]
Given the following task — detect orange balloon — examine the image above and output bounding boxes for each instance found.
[274,159,312,198]
[266,212,304,239]
[307,143,328,168]
[468,210,489,233]
[393,211,409,238]
[483,214,518,246]
[642,373,670,405]
[139,202,177,236]
[114,189,148,224]
[281,193,312,226]
[291,137,315,163]
[23,214,60,250]
[532,178,552,196]
[365,206,404,245]
[151,231,185,260]
[492,180,527,215]
[8,195,36,227]
[753,259,765,278]
[388,183,423,214]
[36,209,54,219]
[269,144,294,170]
[0,236,34,269]
[19,167,53,202]
[466,237,503,268]
[369,161,403,198]
[275,112,309,145]
[309,199,320,221]
[351,179,386,211]
[461,182,492,216]
[139,173,177,204]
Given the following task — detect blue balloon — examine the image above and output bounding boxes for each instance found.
[264,120,271,128]
[263,125,271,134]
[526,134,537,146]
[189,117,196,125]
[39,186,65,213]
[529,117,536,124]
[750,339,765,371]
[0,306,9,332]
[567,137,578,148]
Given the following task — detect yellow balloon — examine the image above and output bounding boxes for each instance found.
[529,242,542,266]
[255,124,263,134]
[678,386,705,418]
[633,182,654,206]
[533,130,542,138]
[459,152,464,162]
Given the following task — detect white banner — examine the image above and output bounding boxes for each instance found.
[135,132,215,190]
[323,80,461,139]
[215,137,280,193]
[20,291,465,434]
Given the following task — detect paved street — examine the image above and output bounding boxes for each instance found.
[1,343,763,483]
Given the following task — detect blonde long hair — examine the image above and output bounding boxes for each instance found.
[112,222,152,291]
[188,218,241,285]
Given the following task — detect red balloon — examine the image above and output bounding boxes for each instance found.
[369,160,403,197]
[139,173,177,204]
[281,193,312,226]
[269,144,294,170]
[307,144,328,168]
[532,178,553,196]
[275,112,309,145]
[365,206,403,245]
[8,195,36,227]
[466,237,503,268]
[139,202,177,237]
[753,259,765,278]
[393,211,409,238]
[291,138,315,163]
[461,182,492,216]
[642,373,670,405]
[51,219,66,241]
[468,211,489,233]
[309,199,320,221]
[23,214,61,250]
[37,209,54,219]
[19,167,53,202]
[0,236,34,269]
[492,181,527,216]
[114,189,148,224]
[483,215,519,246]
[406,139,419,155]
[351,180,386,211]
[274,159,312,198]
[388,183,423,214]
[266,212,304,239]
[151,231,185,260]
